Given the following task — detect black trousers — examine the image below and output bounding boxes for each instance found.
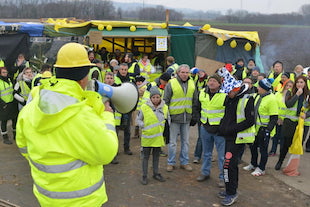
[1,118,17,133]
[224,139,243,195]
[279,119,298,161]
[142,147,161,177]
[250,127,270,171]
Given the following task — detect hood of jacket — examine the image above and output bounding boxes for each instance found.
[25,78,86,134]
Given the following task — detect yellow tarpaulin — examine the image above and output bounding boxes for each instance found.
[200,27,260,45]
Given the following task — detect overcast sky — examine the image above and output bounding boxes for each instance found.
[114,0,309,14]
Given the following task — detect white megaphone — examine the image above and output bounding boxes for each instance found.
[87,79,139,114]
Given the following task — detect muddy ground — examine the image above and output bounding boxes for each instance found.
[1,126,310,207]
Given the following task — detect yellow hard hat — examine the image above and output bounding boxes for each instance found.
[54,43,96,68]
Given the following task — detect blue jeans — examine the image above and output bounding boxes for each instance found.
[194,122,203,160]
[167,122,190,166]
[270,124,282,153]
[200,126,225,180]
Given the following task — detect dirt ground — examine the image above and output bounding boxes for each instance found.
[1,126,310,207]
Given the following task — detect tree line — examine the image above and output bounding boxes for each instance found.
[0,0,309,25]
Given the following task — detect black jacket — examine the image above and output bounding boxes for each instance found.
[218,94,255,141]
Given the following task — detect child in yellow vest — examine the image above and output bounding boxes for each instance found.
[136,86,170,185]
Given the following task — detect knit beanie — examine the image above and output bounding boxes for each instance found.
[208,74,222,84]
[149,86,161,98]
[159,72,171,82]
[282,72,290,79]
[56,66,90,81]
[252,66,260,72]
[258,78,272,91]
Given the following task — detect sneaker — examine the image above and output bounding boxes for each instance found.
[180,164,193,171]
[166,165,175,172]
[243,163,255,171]
[124,149,133,155]
[251,167,265,176]
[218,191,227,199]
[221,193,238,206]
[193,158,200,164]
[218,180,225,188]
[153,174,165,182]
[196,174,210,182]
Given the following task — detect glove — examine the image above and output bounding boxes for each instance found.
[190,119,197,126]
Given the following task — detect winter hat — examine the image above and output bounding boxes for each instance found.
[282,72,290,79]
[190,67,199,74]
[252,66,260,72]
[258,78,272,91]
[149,86,161,98]
[135,75,146,82]
[208,74,222,85]
[217,67,242,93]
[159,72,171,82]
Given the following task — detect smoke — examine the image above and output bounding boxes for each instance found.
[260,26,310,73]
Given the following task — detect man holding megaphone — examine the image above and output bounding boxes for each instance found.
[15,43,118,207]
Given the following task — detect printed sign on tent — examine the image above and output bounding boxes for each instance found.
[156,36,167,51]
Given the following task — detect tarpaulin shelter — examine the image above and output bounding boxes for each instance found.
[0,19,263,73]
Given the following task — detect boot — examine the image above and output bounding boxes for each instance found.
[275,160,283,171]
[3,134,12,145]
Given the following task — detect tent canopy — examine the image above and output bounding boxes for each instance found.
[88,27,168,38]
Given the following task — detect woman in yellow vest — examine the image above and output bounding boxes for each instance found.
[275,75,310,170]
[269,80,294,156]
[0,67,18,144]
[243,78,278,176]
[136,86,169,185]
[14,67,34,110]
[138,54,155,82]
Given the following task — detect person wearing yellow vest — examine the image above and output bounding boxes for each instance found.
[165,56,179,77]
[269,80,294,157]
[136,86,170,185]
[217,81,255,206]
[195,74,226,186]
[138,54,155,82]
[0,67,18,145]
[124,52,140,79]
[275,75,310,170]
[250,66,260,87]
[14,67,34,110]
[10,53,30,83]
[243,78,278,176]
[164,64,198,172]
[274,72,290,92]
[114,63,135,155]
[306,68,310,90]
[268,60,284,91]
[232,58,247,80]
[16,43,118,207]
[32,64,52,88]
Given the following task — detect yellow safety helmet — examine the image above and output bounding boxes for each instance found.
[54,43,96,68]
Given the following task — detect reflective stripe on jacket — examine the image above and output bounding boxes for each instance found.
[169,78,195,115]
[199,91,226,125]
[140,103,168,147]
[236,94,255,144]
[0,79,14,103]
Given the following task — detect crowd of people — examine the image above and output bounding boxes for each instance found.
[0,43,309,206]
